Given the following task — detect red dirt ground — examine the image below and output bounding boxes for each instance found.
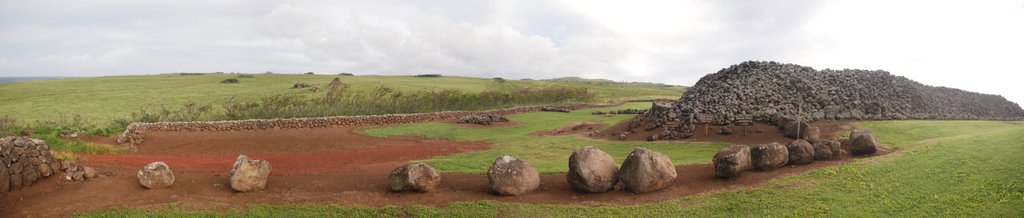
[0,118,886,217]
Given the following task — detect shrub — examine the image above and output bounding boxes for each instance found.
[221,78,240,84]
[415,74,443,78]
[179,73,204,76]
[0,115,19,137]
[264,71,274,74]
[493,77,506,83]
[305,72,315,75]
[238,74,256,78]
[339,73,354,76]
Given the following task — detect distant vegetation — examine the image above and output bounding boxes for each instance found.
[237,74,256,78]
[339,73,354,76]
[220,78,240,84]
[178,73,205,76]
[415,74,443,78]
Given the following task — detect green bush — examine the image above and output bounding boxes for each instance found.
[305,72,315,75]
[220,78,240,84]
[237,74,256,78]
[415,74,442,78]
[339,73,354,76]
[178,73,204,76]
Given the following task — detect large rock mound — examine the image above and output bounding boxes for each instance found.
[618,147,676,193]
[566,146,618,193]
[638,61,1024,136]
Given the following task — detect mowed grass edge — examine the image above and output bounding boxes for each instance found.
[80,121,1024,217]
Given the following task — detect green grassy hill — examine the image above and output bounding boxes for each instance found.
[0,73,684,123]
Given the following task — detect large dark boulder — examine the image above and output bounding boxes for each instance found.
[713,144,751,178]
[567,146,618,193]
[786,140,814,165]
[849,130,880,155]
[618,147,676,193]
[388,163,441,193]
[751,143,788,171]
[488,155,540,196]
[813,140,842,161]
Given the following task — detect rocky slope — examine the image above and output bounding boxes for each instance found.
[637,61,1023,139]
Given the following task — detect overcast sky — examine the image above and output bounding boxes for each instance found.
[1,0,1022,105]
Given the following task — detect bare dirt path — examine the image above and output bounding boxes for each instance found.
[0,119,884,217]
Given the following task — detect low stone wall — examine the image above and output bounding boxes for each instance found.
[1,136,91,195]
[117,102,630,147]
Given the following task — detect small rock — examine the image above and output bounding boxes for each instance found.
[388,163,441,192]
[84,167,98,179]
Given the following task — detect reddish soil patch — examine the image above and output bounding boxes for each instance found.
[596,118,852,145]
[1,119,887,217]
[532,122,607,136]
[64,134,118,145]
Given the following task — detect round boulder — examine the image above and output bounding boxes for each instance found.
[137,161,174,189]
[487,155,540,196]
[230,155,272,192]
[848,129,874,142]
[618,147,677,193]
[783,121,811,140]
[786,140,815,165]
[751,143,789,171]
[813,140,842,161]
[388,163,441,192]
[566,146,618,193]
[713,144,751,179]
[849,134,879,155]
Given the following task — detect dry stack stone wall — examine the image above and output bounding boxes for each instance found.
[1,136,91,195]
[117,102,627,147]
[637,61,1024,138]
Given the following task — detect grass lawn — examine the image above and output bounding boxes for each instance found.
[362,102,729,173]
[0,74,684,123]
[82,120,1024,217]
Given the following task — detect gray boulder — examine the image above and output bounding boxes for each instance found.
[713,144,752,178]
[230,155,272,192]
[618,147,676,193]
[488,155,540,196]
[786,140,815,165]
[138,161,174,189]
[566,146,618,193]
[849,133,880,155]
[388,163,441,192]
[813,140,842,161]
[751,143,789,171]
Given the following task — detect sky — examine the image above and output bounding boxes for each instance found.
[0,0,1022,105]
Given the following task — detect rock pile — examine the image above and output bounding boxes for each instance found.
[541,106,574,113]
[636,61,1024,138]
[1,136,94,194]
[459,114,509,125]
[608,109,647,114]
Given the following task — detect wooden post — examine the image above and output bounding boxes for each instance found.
[705,123,709,137]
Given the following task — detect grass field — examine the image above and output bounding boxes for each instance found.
[362,102,729,173]
[82,120,1024,217]
[0,74,684,123]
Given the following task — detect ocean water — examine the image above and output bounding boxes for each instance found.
[0,77,61,83]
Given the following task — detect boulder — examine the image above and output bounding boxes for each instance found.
[230,155,272,192]
[713,144,751,178]
[718,126,734,135]
[84,166,98,179]
[805,126,821,143]
[849,133,879,155]
[566,146,618,193]
[751,143,789,171]
[848,129,873,142]
[618,147,676,193]
[487,155,540,196]
[138,161,175,189]
[786,140,815,165]
[388,163,441,192]
[783,121,811,140]
[813,140,842,161]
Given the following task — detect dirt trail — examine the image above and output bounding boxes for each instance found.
[1,119,886,217]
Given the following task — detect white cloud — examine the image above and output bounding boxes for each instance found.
[0,0,1020,105]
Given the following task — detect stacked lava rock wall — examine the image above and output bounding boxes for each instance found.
[638,61,1024,138]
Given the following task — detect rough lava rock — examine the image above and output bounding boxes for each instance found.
[487,155,540,196]
[813,140,842,161]
[786,140,815,165]
[388,163,441,192]
[849,130,880,155]
[138,161,174,189]
[618,147,677,193]
[751,143,789,171]
[230,155,272,192]
[713,144,752,178]
[566,146,618,193]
